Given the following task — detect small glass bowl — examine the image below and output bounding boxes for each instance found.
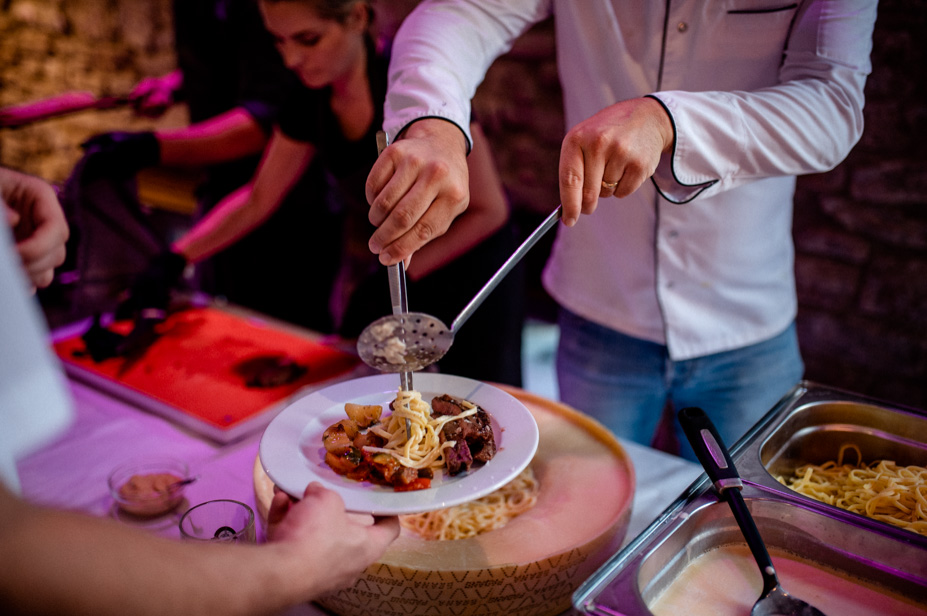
[108,457,190,517]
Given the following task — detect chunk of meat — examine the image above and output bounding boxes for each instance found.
[432,394,496,475]
[468,408,496,462]
[432,394,465,418]
[353,430,385,450]
[234,354,307,388]
[445,440,473,476]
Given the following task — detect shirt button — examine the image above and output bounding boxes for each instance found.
[667,230,679,239]
[677,22,688,33]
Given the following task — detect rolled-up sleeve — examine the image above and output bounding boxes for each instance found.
[651,0,877,203]
[383,0,553,149]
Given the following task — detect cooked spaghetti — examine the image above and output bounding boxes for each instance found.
[364,389,480,470]
[777,443,927,537]
[401,466,540,540]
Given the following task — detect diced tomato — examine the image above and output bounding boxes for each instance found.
[393,477,431,492]
[324,449,363,475]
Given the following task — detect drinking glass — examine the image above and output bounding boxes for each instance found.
[179,499,256,543]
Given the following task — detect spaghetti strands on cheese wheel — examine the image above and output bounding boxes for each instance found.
[365,389,480,470]
[778,444,927,536]
[401,466,540,540]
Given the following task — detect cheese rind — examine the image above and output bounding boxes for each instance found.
[254,387,635,616]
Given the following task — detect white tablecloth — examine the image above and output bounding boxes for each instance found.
[18,379,701,614]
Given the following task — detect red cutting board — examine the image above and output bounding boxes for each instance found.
[54,307,360,441]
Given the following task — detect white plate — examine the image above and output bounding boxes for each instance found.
[259,373,539,515]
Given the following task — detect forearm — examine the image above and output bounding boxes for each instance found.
[173,132,314,263]
[384,0,548,146]
[0,491,312,616]
[158,108,269,167]
[652,79,867,198]
[172,184,270,263]
[651,0,877,202]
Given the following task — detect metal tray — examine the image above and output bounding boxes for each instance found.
[741,382,927,543]
[573,381,927,615]
[51,301,364,443]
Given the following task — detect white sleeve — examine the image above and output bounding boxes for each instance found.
[0,209,73,494]
[383,0,553,149]
[650,0,878,203]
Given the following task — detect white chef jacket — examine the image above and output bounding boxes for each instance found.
[0,204,73,494]
[383,0,877,360]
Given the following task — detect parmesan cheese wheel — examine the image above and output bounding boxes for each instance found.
[254,386,635,616]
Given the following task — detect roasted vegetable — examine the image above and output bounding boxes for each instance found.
[323,419,359,454]
[344,403,382,428]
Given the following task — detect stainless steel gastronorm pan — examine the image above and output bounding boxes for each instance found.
[574,381,927,615]
[736,381,927,544]
[574,486,927,615]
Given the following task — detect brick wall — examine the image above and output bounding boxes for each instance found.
[0,0,183,182]
[790,2,927,409]
[2,1,924,409]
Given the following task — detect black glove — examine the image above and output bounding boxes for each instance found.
[78,313,128,363]
[115,250,187,320]
[79,131,161,181]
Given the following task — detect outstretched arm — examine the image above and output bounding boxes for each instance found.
[0,481,398,616]
[368,0,548,266]
[172,130,316,263]
[647,0,876,204]
[157,108,270,167]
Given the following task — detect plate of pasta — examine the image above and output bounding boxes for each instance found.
[259,372,539,515]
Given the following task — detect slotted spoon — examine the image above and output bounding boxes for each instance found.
[357,204,562,372]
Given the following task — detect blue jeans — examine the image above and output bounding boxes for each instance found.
[555,308,804,461]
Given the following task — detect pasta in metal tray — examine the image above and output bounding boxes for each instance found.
[778,443,927,536]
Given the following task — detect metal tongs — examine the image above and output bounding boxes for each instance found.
[377,132,413,440]
[388,261,414,440]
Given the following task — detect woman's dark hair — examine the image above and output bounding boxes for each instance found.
[260,0,373,25]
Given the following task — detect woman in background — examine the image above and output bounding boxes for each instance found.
[167,0,524,385]
[80,0,341,332]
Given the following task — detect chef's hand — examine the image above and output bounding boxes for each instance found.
[115,249,187,320]
[366,119,470,267]
[80,131,161,182]
[559,97,674,224]
[1,166,69,291]
[267,482,400,598]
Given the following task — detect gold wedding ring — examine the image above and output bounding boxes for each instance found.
[602,180,618,189]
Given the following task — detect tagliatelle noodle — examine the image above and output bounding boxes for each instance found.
[400,466,540,540]
[364,389,479,470]
[778,443,927,537]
